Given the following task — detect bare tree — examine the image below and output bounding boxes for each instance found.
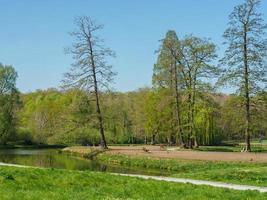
[62,16,116,149]
[220,0,267,152]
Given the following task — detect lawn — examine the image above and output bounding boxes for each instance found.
[63,146,267,187]
[97,154,267,187]
[0,166,266,200]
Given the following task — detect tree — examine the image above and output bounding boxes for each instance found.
[143,89,163,144]
[175,36,218,148]
[153,32,219,147]
[63,16,116,149]
[0,64,17,95]
[194,94,222,145]
[153,31,184,146]
[220,0,267,152]
[0,64,20,145]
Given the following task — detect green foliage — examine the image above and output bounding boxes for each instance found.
[153,30,179,88]
[0,64,20,145]
[152,32,221,147]
[18,89,98,145]
[220,94,267,140]
[15,87,267,146]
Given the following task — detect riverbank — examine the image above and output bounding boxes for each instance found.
[0,144,65,149]
[0,166,266,200]
[63,146,267,187]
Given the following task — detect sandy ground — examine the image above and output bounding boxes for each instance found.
[106,145,267,162]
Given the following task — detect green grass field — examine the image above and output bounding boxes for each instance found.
[0,166,266,200]
[97,154,267,187]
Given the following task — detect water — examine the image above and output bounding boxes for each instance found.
[0,148,168,176]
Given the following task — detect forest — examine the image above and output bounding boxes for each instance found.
[0,0,266,152]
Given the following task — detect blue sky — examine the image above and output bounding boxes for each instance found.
[0,0,266,93]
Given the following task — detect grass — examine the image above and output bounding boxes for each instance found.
[181,139,267,152]
[196,146,239,152]
[0,166,266,200]
[97,153,267,187]
[197,145,267,152]
[63,146,267,186]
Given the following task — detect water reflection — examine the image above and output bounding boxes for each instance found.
[0,149,169,176]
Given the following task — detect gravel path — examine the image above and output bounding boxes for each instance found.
[113,173,267,193]
[1,162,267,193]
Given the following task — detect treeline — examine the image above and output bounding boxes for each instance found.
[1,85,266,146]
[0,63,266,146]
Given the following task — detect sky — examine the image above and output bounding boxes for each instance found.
[0,0,266,93]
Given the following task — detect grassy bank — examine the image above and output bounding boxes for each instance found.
[0,166,266,200]
[97,154,267,187]
[63,146,267,187]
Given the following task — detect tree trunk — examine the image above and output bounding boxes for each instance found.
[243,27,251,152]
[151,134,156,145]
[192,75,198,148]
[89,36,108,149]
[188,92,193,149]
[174,62,184,147]
[94,87,108,149]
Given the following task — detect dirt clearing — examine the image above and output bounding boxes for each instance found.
[107,146,267,162]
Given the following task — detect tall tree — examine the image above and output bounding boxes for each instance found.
[174,36,218,148]
[0,64,20,145]
[153,30,184,146]
[63,16,116,149]
[220,0,267,151]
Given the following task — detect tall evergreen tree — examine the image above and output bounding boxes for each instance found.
[153,31,184,146]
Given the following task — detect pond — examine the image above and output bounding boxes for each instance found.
[0,148,169,176]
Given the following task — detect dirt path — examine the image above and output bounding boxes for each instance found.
[1,162,267,193]
[107,146,267,162]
